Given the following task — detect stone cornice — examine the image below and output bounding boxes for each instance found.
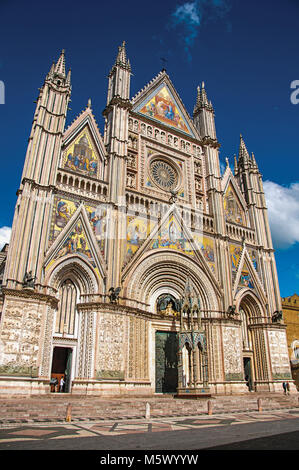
[2,287,58,307]
[248,322,286,330]
[77,301,156,320]
[18,178,56,194]
[103,97,132,115]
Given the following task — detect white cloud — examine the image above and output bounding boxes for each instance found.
[0,226,11,250]
[263,181,299,249]
[173,2,201,27]
[170,0,231,60]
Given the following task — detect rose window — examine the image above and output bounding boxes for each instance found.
[150,159,178,191]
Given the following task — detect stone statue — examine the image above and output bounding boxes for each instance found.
[227,305,237,317]
[23,271,36,289]
[157,294,181,314]
[108,287,121,303]
[169,190,178,204]
[272,310,283,323]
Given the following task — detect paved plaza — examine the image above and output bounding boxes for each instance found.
[0,392,299,452]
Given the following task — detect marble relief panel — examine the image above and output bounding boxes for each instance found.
[0,299,43,376]
[268,330,292,379]
[96,312,127,379]
[222,326,243,381]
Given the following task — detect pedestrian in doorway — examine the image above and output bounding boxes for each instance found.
[283,382,287,395]
[60,376,65,393]
[50,377,58,393]
[286,382,290,395]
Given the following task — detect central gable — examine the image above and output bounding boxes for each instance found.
[134,82,195,137]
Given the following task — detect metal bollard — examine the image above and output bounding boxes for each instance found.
[257,398,262,412]
[145,402,150,419]
[66,403,72,422]
[207,400,213,415]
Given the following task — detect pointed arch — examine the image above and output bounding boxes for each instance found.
[123,205,220,294]
[46,255,101,296]
[123,250,221,313]
[235,289,266,320]
[45,202,106,283]
[233,248,266,302]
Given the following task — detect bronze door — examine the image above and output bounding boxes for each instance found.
[155,331,178,393]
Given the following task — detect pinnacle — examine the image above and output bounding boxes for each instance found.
[115,40,131,70]
[239,134,250,161]
[193,81,213,113]
[55,49,66,77]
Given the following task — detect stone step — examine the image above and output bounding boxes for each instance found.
[0,393,297,423]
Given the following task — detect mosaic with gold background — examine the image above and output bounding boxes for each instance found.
[62,129,100,178]
[125,214,216,274]
[223,183,245,225]
[49,196,106,255]
[138,85,191,135]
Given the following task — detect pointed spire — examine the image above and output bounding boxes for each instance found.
[251,152,258,168]
[44,50,71,90]
[193,81,213,115]
[66,68,71,86]
[239,134,250,163]
[200,81,209,106]
[114,40,131,71]
[47,61,55,80]
[234,154,238,175]
[193,85,201,114]
[54,49,66,77]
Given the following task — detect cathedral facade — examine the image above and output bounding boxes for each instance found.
[0,43,294,396]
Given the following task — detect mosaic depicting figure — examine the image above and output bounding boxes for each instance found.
[193,235,216,274]
[64,133,98,177]
[139,86,190,134]
[55,221,96,269]
[230,244,242,272]
[55,200,71,228]
[224,185,244,225]
[88,206,107,254]
[151,216,193,255]
[238,261,254,289]
[49,198,107,257]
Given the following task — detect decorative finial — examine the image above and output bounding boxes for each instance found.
[87,98,92,108]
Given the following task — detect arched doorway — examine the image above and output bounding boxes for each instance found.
[122,251,220,395]
[238,293,265,392]
[51,278,79,393]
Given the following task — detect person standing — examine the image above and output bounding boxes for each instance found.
[59,376,65,393]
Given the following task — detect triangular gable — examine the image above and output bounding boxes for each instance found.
[233,248,266,301]
[122,205,221,294]
[223,180,247,226]
[222,166,247,207]
[222,167,248,226]
[45,203,106,281]
[62,106,107,179]
[132,72,198,138]
[49,196,107,257]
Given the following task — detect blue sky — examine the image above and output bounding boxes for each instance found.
[0,0,298,297]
